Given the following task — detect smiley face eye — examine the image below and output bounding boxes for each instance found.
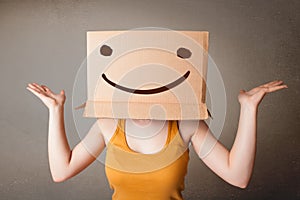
[100,44,113,56]
[177,47,192,59]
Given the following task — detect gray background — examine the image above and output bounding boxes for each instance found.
[0,0,299,199]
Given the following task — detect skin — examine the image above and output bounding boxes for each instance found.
[26,80,287,188]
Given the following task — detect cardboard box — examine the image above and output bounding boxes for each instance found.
[82,30,209,120]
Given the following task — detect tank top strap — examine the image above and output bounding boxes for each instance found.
[108,119,132,151]
[168,120,179,142]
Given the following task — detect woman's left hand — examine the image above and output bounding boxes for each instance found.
[238,80,288,108]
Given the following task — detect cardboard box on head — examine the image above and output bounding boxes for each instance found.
[82,30,210,120]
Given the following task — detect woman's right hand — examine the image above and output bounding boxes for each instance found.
[26,83,66,109]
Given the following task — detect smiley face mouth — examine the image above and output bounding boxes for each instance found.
[101,70,190,95]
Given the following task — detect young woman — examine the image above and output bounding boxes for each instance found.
[26,80,287,199]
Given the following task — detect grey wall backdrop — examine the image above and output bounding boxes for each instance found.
[0,0,299,199]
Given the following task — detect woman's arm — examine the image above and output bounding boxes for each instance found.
[191,80,287,188]
[27,83,105,182]
[48,105,105,182]
[191,106,256,188]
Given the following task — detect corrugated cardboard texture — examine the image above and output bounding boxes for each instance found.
[83,30,209,120]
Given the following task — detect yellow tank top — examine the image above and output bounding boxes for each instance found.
[105,119,190,200]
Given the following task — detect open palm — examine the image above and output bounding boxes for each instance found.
[238,80,288,107]
[26,83,66,109]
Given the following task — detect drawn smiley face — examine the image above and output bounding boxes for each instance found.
[101,45,191,95]
[83,29,209,120]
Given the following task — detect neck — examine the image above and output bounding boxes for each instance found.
[125,119,167,139]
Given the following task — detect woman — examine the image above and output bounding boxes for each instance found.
[26,80,287,199]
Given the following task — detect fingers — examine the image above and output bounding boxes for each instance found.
[27,83,51,99]
[41,85,52,93]
[261,80,288,93]
[26,85,44,99]
[261,80,280,87]
[255,80,287,92]
[271,80,284,86]
[31,83,46,93]
[265,84,288,93]
[242,80,288,96]
[40,85,48,92]
[28,83,57,98]
[27,83,43,94]
[262,80,284,87]
[28,83,48,95]
[41,84,57,98]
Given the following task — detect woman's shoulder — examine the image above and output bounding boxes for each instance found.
[177,120,203,144]
[96,118,119,145]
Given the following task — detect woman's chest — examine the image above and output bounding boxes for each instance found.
[101,119,191,154]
